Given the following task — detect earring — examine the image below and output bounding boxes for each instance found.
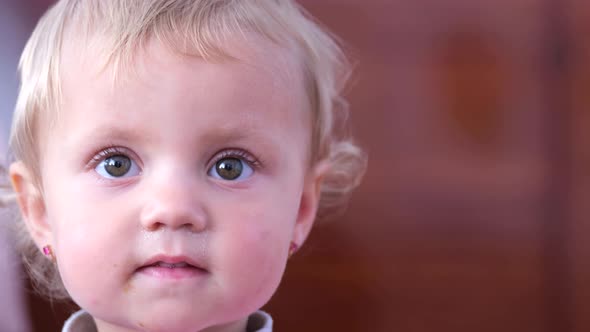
[42,245,56,263]
[288,242,299,257]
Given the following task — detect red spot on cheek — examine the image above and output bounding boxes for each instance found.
[123,281,133,293]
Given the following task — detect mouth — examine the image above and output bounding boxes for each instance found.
[137,255,208,279]
[149,261,193,269]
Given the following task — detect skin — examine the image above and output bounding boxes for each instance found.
[10,36,327,332]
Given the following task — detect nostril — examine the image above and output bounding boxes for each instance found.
[181,221,201,232]
[145,221,164,232]
[143,219,207,233]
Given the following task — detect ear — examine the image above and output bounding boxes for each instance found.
[9,161,51,249]
[292,160,330,247]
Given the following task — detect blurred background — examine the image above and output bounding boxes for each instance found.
[1,0,589,331]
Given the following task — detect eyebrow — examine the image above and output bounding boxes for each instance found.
[197,125,283,156]
[79,125,155,146]
[77,122,282,155]
[199,125,270,144]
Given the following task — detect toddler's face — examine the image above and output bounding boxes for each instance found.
[28,38,319,331]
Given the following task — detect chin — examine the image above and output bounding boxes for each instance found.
[134,314,210,332]
[111,304,209,332]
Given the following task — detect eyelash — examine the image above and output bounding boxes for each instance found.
[87,146,133,169]
[209,148,262,170]
[87,146,262,172]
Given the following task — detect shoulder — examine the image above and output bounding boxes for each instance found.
[247,310,273,332]
[62,309,274,332]
[62,310,96,332]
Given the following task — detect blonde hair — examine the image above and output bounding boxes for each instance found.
[3,0,367,300]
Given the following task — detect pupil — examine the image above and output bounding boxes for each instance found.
[105,155,131,177]
[216,158,243,180]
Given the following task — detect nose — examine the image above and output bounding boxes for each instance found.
[139,175,208,233]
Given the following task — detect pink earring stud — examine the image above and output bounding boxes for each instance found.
[42,245,55,262]
[288,242,299,257]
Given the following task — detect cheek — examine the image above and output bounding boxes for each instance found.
[52,216,113,303]
[43,183,129,307]
[213,191,301,307]
[45,182,108,261]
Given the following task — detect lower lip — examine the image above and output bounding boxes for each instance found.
[138,266,207,280]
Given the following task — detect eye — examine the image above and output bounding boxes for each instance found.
[95,154,141,179]
[208,156,255,181]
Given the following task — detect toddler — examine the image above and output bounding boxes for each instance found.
[0,0,366,331]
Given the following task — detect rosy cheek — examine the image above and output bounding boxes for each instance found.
[220,217,288,295]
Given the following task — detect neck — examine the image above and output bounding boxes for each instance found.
[93,316,248,332]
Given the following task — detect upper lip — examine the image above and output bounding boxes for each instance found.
[139,254,206,271]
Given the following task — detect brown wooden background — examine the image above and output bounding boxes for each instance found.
[17,0,590,331]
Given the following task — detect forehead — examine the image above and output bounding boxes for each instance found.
[62,27,304,85]
[60,31,306,104]
[44,34,310,155]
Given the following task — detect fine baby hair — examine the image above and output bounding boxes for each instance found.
[1,0,366,331]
